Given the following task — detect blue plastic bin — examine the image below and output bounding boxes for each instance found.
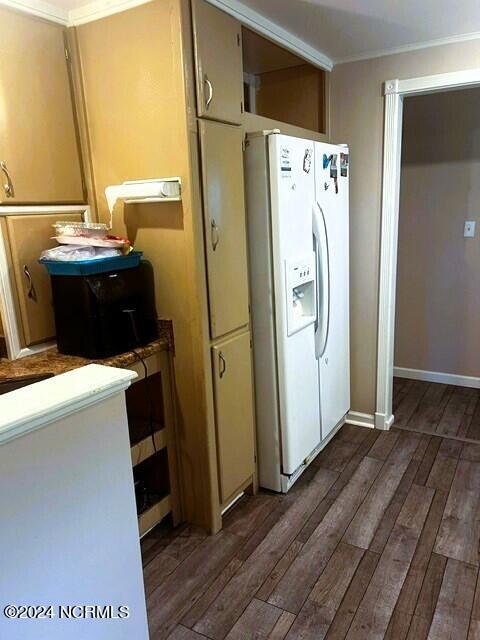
[39,251,143,276]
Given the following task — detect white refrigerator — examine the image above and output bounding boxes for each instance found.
[245,132,350,492]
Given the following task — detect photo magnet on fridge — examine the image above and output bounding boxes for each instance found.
[340,152,349,177]
[330,154,338,179]
[303,148,313,173]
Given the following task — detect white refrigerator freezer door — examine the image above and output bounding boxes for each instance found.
[269,134,321,475]
[314,142,351,441]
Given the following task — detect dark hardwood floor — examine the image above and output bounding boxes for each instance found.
[393,377,480,441]
[141,423,480,639]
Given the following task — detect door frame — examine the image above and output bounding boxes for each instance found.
[375,68,480,430]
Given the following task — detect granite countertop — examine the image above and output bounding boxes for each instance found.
[0,320,173,382]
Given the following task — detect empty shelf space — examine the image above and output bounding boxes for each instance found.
[131,429,169,467]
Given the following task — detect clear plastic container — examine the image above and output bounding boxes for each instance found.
[52,221,109,238]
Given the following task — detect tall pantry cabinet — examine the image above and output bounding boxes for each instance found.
[192,0,255,507]
[75,0,256,532]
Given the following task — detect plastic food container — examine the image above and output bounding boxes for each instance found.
[54,235,130,248]
[53,221,109,238]
[39,251,143,276]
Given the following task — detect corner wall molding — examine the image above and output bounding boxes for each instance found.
[394,367,480,390]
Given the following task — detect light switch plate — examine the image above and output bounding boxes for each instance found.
[464,220,476,238]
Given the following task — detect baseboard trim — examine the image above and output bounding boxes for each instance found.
[346,411,375,429]
[375,412,395,430]
[394,367,480,389]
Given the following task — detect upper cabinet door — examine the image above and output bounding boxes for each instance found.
[192,0,243,124]
[0,8,85,204]
[200,120,249,338]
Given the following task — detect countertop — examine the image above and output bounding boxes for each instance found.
[0,320,173,382]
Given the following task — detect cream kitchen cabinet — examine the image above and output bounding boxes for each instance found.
[0,7,85,204]
[212,330,256,504]
[191,0,243,124]
[4,212,83,346]
[199,120,250,338]
[76,0,256,532]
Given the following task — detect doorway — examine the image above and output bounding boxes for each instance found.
[375,69,480,434]
[393,90,480,440]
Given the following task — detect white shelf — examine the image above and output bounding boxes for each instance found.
[105,177,181,215]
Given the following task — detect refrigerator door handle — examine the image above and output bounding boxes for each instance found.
[312,202,330,359]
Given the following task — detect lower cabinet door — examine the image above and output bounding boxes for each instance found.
[5,212,83,346]
[212,330,255,503]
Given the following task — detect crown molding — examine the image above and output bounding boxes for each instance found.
[0,0,67,23]
[1,0,333,71]
[68,0,152,25]
[335,29,480,65]
[202,0,333,71]
[70,0,333,70]
[6,0,480,72]
[68,0,333,69]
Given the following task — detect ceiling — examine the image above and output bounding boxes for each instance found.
[7,0,480,64]
[235,0,480,63]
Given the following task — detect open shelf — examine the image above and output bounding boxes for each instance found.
[138,495,172,537]
[242,27,327,134]
[125,348,181,536]
[131,428,168,467]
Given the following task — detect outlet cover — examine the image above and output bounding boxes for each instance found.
[464,220,476,238]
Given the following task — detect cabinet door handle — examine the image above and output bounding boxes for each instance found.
[23,265,37,301]
[204,75,213,110]
[0,161,15,198]
[211,219,219,251]
[219,351,227,378]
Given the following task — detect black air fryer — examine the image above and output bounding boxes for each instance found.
[50,261,158,358]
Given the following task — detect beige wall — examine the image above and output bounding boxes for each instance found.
[395,89,480,377]
[331,40,480,414]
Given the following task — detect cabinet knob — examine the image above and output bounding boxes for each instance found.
[204,75,213,110]
[219,351,227,378]
[0,161,15,198]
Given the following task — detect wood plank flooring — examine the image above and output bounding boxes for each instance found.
[393,377,480,441]
[142,421,480,639]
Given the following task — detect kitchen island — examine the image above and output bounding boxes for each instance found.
[0,364,149,640]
